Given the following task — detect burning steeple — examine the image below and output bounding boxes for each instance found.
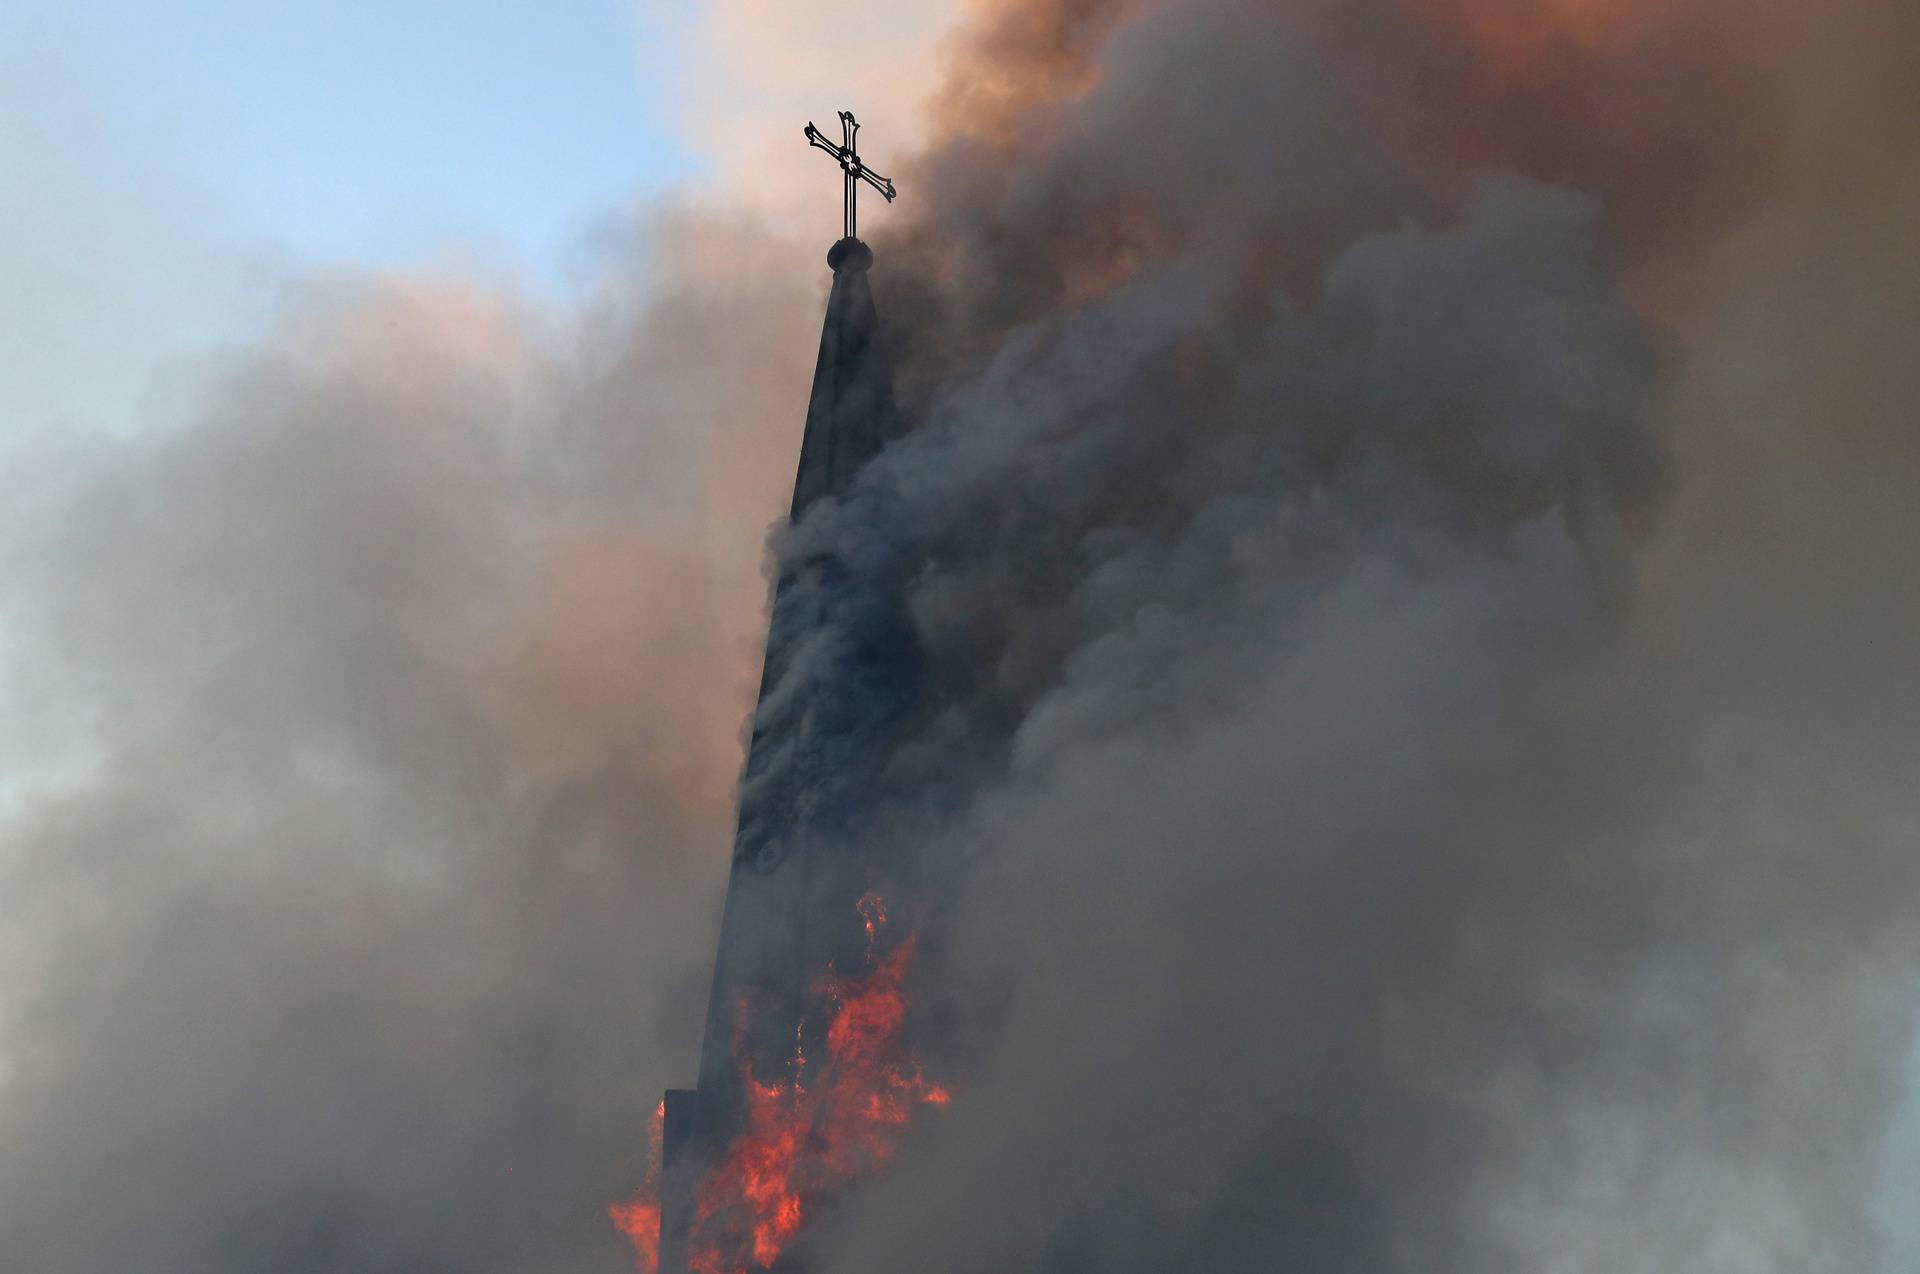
[621,115,943,1274]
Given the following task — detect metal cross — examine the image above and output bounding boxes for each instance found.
[803,110,897,242]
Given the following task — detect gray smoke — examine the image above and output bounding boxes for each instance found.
[782,1,1918,1270]
[0,226,820,1273]
[2,0,1915,1270]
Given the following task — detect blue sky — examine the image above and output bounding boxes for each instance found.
[40,0,703,274]
[0,0,712,432]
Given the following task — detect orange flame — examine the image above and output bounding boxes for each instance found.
[614,897,950,1274]
[610,1100,666,1274]
[856,891,887,959]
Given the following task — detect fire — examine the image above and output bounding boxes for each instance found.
[613,897,949,1274]
[610,1100,666,1274]
[699,1073,810,1271]
[856,891,886,957]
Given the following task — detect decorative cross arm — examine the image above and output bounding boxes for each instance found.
[803,110,897,242]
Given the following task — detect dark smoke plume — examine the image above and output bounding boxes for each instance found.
[764,0,1920,1270]
[2,0,1916,1271]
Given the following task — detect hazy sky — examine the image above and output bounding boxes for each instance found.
[0,0,702,431]
[66,1,697,254]
[0,0,956,434]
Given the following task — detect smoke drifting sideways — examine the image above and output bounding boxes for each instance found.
[0,218,827,1274]
[0,1,1912,1273]
[774,0,1920,1270]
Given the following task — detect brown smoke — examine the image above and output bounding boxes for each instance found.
[0,1,1911,1271]
[782,0,1920,1270]
[0,215,815,1274]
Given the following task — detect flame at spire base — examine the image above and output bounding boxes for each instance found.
[615,899,948,1274]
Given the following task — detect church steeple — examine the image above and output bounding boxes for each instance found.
[789,237,901,518]
[648,116,918,1274]
[698,232,910,1088]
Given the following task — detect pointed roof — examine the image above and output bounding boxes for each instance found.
[788,238,901,518]
[655,234,915,1274]
[690,234,912,1092]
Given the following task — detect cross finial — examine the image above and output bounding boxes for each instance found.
[803,110,897,242]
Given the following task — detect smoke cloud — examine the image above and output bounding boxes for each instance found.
[1,0,1914,1272]
[0,225,821,1272]
[798,0,1919,1269]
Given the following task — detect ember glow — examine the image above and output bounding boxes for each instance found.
[856,891,887,958]
[614,899,949,1274]
[610,1102,667,1274]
